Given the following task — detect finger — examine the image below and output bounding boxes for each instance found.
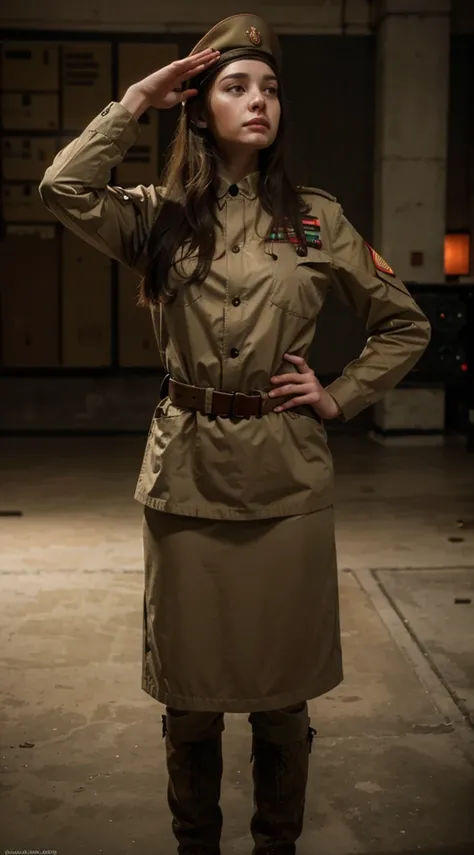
[274,395,314,412]
[269,384,312,398]
[175,59,220,83]
[187,47,220,60]
[179,88,199,102]
[273,398,298,412]
[283,353,310,371]
[175,65,214,83]
[177,50,220,71]
[270,373,307,384]
[165,51,220,86]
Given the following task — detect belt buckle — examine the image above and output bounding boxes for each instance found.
[230,391,246,419]
[230,391,262,419]
[220,391,244,419]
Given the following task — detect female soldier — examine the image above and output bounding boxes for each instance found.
[39,13,431,855]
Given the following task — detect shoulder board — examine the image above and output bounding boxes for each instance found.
[297,186,337,202]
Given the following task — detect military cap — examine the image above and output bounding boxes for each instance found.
[187,13,282,90]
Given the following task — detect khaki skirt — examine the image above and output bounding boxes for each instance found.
[141,505,343,713]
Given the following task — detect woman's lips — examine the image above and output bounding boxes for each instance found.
[244,121,269,131]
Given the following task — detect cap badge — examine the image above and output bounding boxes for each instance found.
[246,26,262,46]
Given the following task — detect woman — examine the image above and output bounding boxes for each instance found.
[39,13,431,855]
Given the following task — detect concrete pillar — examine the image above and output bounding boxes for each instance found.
[373,0,452,282]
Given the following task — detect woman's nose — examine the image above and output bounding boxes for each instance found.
[249,90,265,109]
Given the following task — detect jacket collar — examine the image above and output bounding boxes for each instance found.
[216,169,260,205]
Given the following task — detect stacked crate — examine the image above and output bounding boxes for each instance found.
[1,43,61,366]
[0,40,177,369]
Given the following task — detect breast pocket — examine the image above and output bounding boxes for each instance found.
[269,243,332,320]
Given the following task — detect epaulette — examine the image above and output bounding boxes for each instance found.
[297,186,337,202]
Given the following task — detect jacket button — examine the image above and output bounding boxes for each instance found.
[296,245,307,257]
[228,184,239,197]
[230,348,240,358]
[231,245,240,253]
[232,297,241,307]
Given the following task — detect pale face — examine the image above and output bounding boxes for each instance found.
[205,59,281,152]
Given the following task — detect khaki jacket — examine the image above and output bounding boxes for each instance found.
[39,101,431,520]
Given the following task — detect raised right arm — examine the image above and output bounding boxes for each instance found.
[38,96,161,275]
[39,50,221,274]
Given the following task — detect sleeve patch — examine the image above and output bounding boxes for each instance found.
[366,243,395,276]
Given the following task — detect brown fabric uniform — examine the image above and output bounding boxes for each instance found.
[38,15,431,715]
[142,504,340,712]
[38,103,431,524]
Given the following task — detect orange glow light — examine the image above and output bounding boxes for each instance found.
[444,233,470,276]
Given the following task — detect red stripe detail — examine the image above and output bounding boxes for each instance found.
[365,242,395,276]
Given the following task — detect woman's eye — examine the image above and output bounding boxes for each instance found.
[226,84,278,95]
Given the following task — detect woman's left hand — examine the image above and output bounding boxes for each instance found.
[268,353,341,419]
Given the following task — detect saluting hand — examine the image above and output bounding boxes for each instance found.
[122,48,221,116]
[268,353,341,420]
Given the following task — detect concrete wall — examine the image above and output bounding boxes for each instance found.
[2,0,473,34]
[0,0,371,35]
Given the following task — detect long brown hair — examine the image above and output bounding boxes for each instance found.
[139,63,310,307]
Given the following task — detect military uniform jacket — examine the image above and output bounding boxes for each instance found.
[39,101,431,521]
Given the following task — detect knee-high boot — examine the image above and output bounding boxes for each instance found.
[162,709,225,855]
[248,703,317,855]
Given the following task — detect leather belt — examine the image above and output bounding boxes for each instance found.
[167,376,272,418]
[163,375,321,422]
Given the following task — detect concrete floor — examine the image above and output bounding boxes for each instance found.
[1,434,474,855]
